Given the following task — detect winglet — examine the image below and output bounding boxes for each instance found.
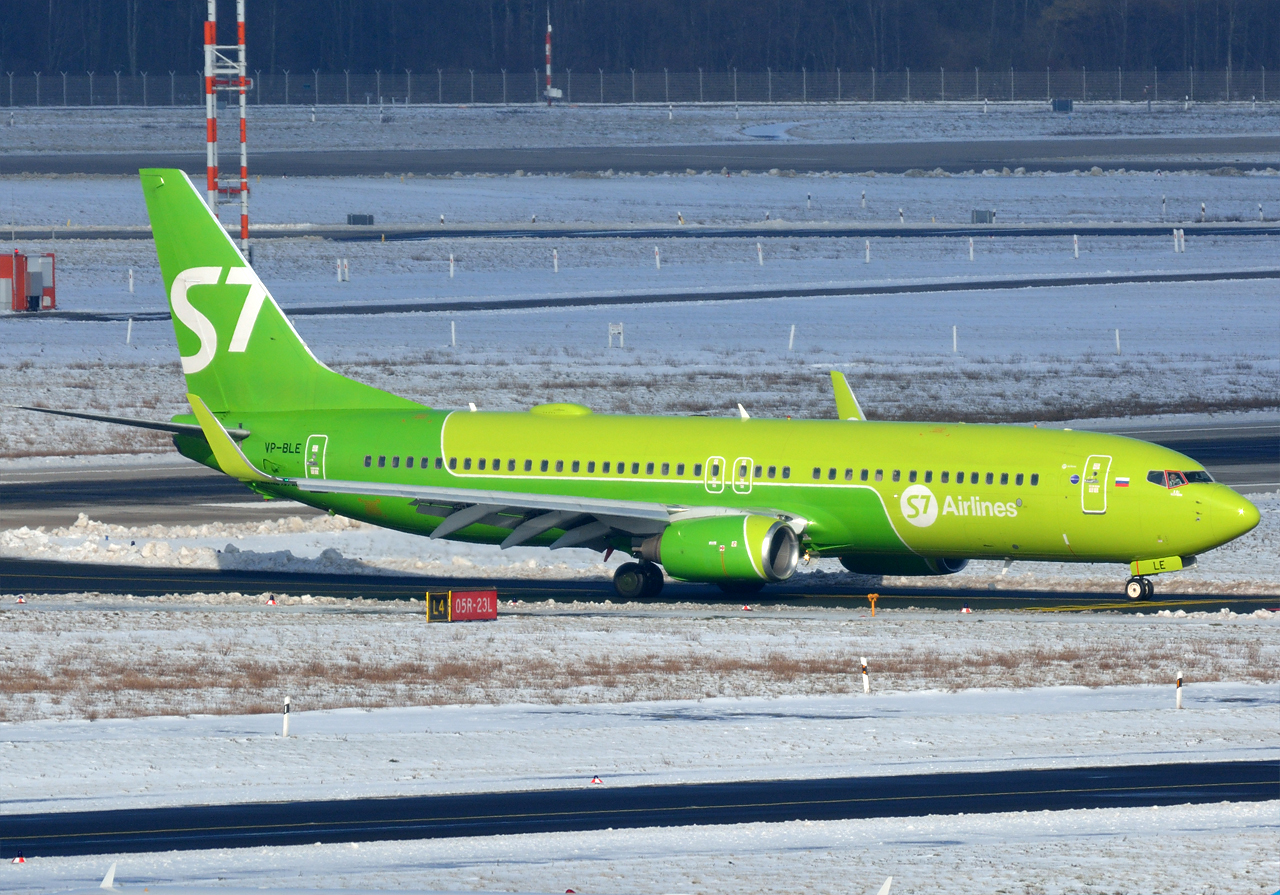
[876,877,892,895]
[737,403,750,420]
[187,393,276,483]
[100,862,117,890]
[830,371,865,421]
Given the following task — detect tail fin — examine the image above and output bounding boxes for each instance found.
[140,169,416,414]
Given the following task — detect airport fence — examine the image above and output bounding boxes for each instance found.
[0,69,1271,108]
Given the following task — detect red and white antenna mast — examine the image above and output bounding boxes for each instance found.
[544,8,553,106]
[204,0,251,257]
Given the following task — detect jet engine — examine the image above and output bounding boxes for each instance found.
[640,515,800,584]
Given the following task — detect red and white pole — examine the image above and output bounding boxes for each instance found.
[237,0,249,252]
[205,0,218,211]
[545,8,552,106]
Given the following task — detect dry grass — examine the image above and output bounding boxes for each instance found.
[1,603,1273,722]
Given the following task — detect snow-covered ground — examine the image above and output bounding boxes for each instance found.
[5,799,1274,895]
[4,166,1279,229]
[2,590,1275,722]
[2,102,1278,155]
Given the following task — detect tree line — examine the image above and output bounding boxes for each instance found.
[4,0,1275,78]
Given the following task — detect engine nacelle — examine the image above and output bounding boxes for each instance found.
[839,554,969,576]
[641,515,800,584]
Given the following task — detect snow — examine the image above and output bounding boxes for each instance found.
[3,102,1278,156]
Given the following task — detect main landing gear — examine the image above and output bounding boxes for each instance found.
[613,560,665,600]
[1125,576,1155,600]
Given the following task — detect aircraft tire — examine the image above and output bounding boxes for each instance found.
[613,562,648,600]
[1141,577,1155,599]
[640,563,665,599]
[1125,577,1145,600]
[717,580,767,595]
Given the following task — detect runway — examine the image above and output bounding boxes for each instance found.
[0,760,1271,858]
[3,134,1277,175]
[11,267,1280,324]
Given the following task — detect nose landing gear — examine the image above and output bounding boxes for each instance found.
[1124,576,1154,600]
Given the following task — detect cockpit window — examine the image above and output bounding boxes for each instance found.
[1148,469,1213,488]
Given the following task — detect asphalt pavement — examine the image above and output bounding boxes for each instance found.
[3,134,1277,176]
[1,761,1272,858]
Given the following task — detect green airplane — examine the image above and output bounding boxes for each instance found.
[21,170,1261,600]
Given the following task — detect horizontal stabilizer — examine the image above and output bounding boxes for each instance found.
[187,393,274,483]
[5,404,249,440]
[830,370,866,421]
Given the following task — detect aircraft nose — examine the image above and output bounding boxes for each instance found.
[1219,489,1260,541]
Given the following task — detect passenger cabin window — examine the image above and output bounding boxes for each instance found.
[406,457,414,468]
[677,463,685,475]
[741,463,750,477]
[908,470,917,483]
[1000,473,1008,485]
[492,458,499,470]
[1030,473,1039,485]
[662,463,670,475]
[971,471,979,483]
[828,468,837,480]
[393,456,400,468]
[364,455,372,468]
[448,457,457,469]
[874,469,883,482]
[782,466,791,479]
[768,466,777,479]
[632,463,641,474]
[555,460,564,472]
[463,458,472,470]
[436,457,443,469]
[754,465,762,478]
[588,461,596,473]
[507,459,515,471]
[477,459,485,470]
[540,460,549,472]
[710,463,719,476]
[647,462,655,474]
[892,470,900,482]
[985,472,993,485]
[523,459,532,471]
[860,469,869,481]
[845,468,853,481]
[572,461,581,473]
[603,462,611,473]
[941,471,950,483]
[1015,473,1023,485]
[694,463,703,476]
[378,456,386,468]
[924,470,933,483]
[812,467,821,480]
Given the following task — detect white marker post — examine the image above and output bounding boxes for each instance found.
[552,249,559,273]
[757,242,764,266]
[860,656,870,694]
[1200,202,1206,222]
[1115,328,1121,356]
[1073,234,1079,258]
[861,190,866,209]
[654,247,661,270]
[898,208,904,224]
[968,237,974,261]
[953,325,958,353]
[125,318,132,345]
[343,259,349,281]
[282,696,291,737]
[451,320,456,347]
[1260,203,1264,222]
[449,254,455,278]
[864,240,870,264]
[788,324,795,352]
[1176,670,1183,709]
[128,268,134,293]
[336,258,342,282]
[1162,195,1166,219]
[807,192,811,211]
[1173,228,1180,252]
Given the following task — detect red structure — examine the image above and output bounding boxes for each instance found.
[2,251,55,312]
[205,0,250,255]
[545,8,553,106]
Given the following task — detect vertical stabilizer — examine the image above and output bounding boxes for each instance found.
[140,168,416,414]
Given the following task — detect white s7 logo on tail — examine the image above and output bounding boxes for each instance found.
[170,266,269,374]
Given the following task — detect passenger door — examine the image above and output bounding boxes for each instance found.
[1081,454,1111,514]
[305,434,329,479]
[732,456,754,495]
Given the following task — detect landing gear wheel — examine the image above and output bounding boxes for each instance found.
[717,580,766,595]
[1141,577,1155,599]
[639,562,665,599]
[613,562,648,600]
[1125,576,1154,600]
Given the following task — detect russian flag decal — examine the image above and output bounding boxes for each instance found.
[1115,477,1130,487]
